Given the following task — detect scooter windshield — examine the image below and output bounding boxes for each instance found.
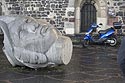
[91,24,98,28]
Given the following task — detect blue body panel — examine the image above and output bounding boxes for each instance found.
[83,24,115,43]
[100,28,115,39]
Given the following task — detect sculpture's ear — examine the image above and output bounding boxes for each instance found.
[40,25,49,37]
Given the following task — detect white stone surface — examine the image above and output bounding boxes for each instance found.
[64,22,75,34]
[68,0,75,7]
[0,15,73,68]
[97,17,108,31]
[75,7,80,33]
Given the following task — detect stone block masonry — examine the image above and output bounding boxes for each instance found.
[1,0,75,34]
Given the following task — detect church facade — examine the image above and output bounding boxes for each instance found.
[0,0,124,34]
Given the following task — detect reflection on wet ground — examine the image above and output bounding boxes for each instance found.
[0,35,125,83]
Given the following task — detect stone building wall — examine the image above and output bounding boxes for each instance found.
[0,0,75,34]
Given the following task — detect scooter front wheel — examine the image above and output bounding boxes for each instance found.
[109,37,117,46]
[82,40,90,47]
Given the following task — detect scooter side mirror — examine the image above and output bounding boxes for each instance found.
[91,24,98,28]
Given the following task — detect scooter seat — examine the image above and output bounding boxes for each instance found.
[98,28,113,34]
[98,30,107,34]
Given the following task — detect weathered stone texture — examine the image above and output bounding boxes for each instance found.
[0,15,73,68]
[3,0,70,30]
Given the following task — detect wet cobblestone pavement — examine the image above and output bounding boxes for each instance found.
[0,35,125,83]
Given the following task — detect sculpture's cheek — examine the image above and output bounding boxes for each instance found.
[43,29,58,49]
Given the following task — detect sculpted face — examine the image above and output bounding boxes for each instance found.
[19,18,58,53]
[0,15,73,68]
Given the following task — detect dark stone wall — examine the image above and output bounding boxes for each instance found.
[3,0,74,30]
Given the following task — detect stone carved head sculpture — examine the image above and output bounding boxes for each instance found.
[0,15,73,68]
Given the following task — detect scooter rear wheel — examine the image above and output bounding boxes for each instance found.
[109,37,117,46]
[82,40,89,47]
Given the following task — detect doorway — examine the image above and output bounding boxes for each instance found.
[80,0,97,32]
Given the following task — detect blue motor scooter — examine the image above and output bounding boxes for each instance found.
[82,23,117,47]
